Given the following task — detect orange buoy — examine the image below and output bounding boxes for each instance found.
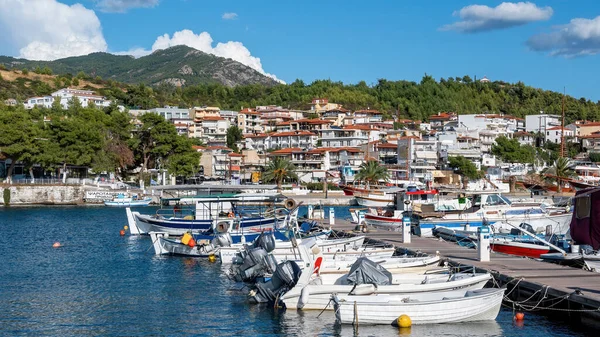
[187,239,196,248]
[515,312,525,321]
[52,242,61,248]
[124,225,129,230]
[119,230,125,236]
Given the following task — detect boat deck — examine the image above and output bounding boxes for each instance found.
[331,218,600,323]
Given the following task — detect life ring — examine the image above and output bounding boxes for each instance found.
[284,199,297,210]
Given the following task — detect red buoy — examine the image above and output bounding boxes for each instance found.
[119,230,125,236]
[187,239,196,248]
[515,312,525,321]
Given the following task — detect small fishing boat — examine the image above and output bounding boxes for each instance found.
[490,237,551,258]
[331,288,505,325]
[104,193,152,207]
[279,254,491,310]
[127,193,290,235]
[416,192,572,237]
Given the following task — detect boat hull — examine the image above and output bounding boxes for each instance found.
[364,214,403,230]
[418,212,572,237]
[282,273,491,310]
[355,196,394,208]
[134,213,282,235]
[333,288,505,325]
[105,198,152,207]
[490,239,550,258]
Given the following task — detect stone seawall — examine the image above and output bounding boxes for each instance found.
[1,185,85,205]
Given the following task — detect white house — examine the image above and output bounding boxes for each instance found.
[525,113,560,134]
[24,88,112,109]
[545,126,574,144]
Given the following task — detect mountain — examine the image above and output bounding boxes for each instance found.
[0,46,279,87]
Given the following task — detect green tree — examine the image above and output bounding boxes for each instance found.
[354,160,390,185]
[226,125,243,152]
[491,136,535,163]
[0,109,40,183]
[448,156,483,187]
[72,78,80,86]
[262,157,298,190]
[544,157,575,193]
[21,68,29,75]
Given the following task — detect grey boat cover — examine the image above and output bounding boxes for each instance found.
[346,257,392,285]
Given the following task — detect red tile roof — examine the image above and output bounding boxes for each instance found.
[243,133,269,138]
[202,116,225,121]
[292,119,334,125]
[228,153,243,157]
[269,147,303,155]
[547,126,568,131]
[429,112,453,120]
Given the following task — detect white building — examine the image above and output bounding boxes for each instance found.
[24,88,113,109]
[149,106,190,120]
[525,113,560,134]
[545,126,574,144]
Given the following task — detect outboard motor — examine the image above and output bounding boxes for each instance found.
[212,233,233,248]
[250,260,302,305]
[231,247,278,283]
[253,232,276,253]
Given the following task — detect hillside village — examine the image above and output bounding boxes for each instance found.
[7,84,600,189]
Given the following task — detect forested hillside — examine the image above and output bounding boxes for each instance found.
[1,68,598,123]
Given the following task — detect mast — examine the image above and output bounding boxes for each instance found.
[561,87,565,158]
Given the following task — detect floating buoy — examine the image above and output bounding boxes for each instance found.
[515,312,525,321]
[119,230,125,236]
[397,314,412,328]
[208,255,216,263]
[187,239,196,248]
[52,242,61,248]
[124,225,129,230]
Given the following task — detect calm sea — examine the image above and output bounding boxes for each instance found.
[0,206,594,336]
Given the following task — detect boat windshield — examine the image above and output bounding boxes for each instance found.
[484,194,511,206]
[499,195,512,205]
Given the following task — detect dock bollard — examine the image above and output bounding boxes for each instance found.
[402,215,411,243]
[308,205,314,219]
[477,225,491,262]
[329,208,335,225]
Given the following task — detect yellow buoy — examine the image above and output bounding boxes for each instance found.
[124,225,129,230]
[397,314,412,328]
[208,255,216,263]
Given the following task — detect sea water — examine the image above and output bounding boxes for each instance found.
[0,206,595,336]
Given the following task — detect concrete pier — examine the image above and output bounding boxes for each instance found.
[332,219,600,324]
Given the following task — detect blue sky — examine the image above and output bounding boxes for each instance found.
[1,1,600,100]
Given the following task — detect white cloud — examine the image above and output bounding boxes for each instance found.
[95,0,159,13]
[0,0,107,60]
[441,2,553,33]
[527,16,600,57]
[222,12,238,20]
[121,29,283,83]
[0,1,281,82]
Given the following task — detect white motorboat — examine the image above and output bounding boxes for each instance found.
[104,193,152,207]
[319,254,441,274]
[332,287,505,325]
[416,192,572,237]
[280,255,491,310]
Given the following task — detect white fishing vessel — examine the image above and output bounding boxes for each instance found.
[280,255,491,310]
[332,287,505,325]
[416,192,572,237]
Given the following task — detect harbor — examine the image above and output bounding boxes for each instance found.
[332,218,600,326]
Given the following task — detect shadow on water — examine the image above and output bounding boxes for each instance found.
[0,206,596,336]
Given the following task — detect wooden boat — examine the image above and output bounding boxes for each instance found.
[104,193,152,207]
[332,288,505,325]
[354,191,395,208]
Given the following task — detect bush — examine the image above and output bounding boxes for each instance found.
[3,188,10,206]
[21,68,29,75]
